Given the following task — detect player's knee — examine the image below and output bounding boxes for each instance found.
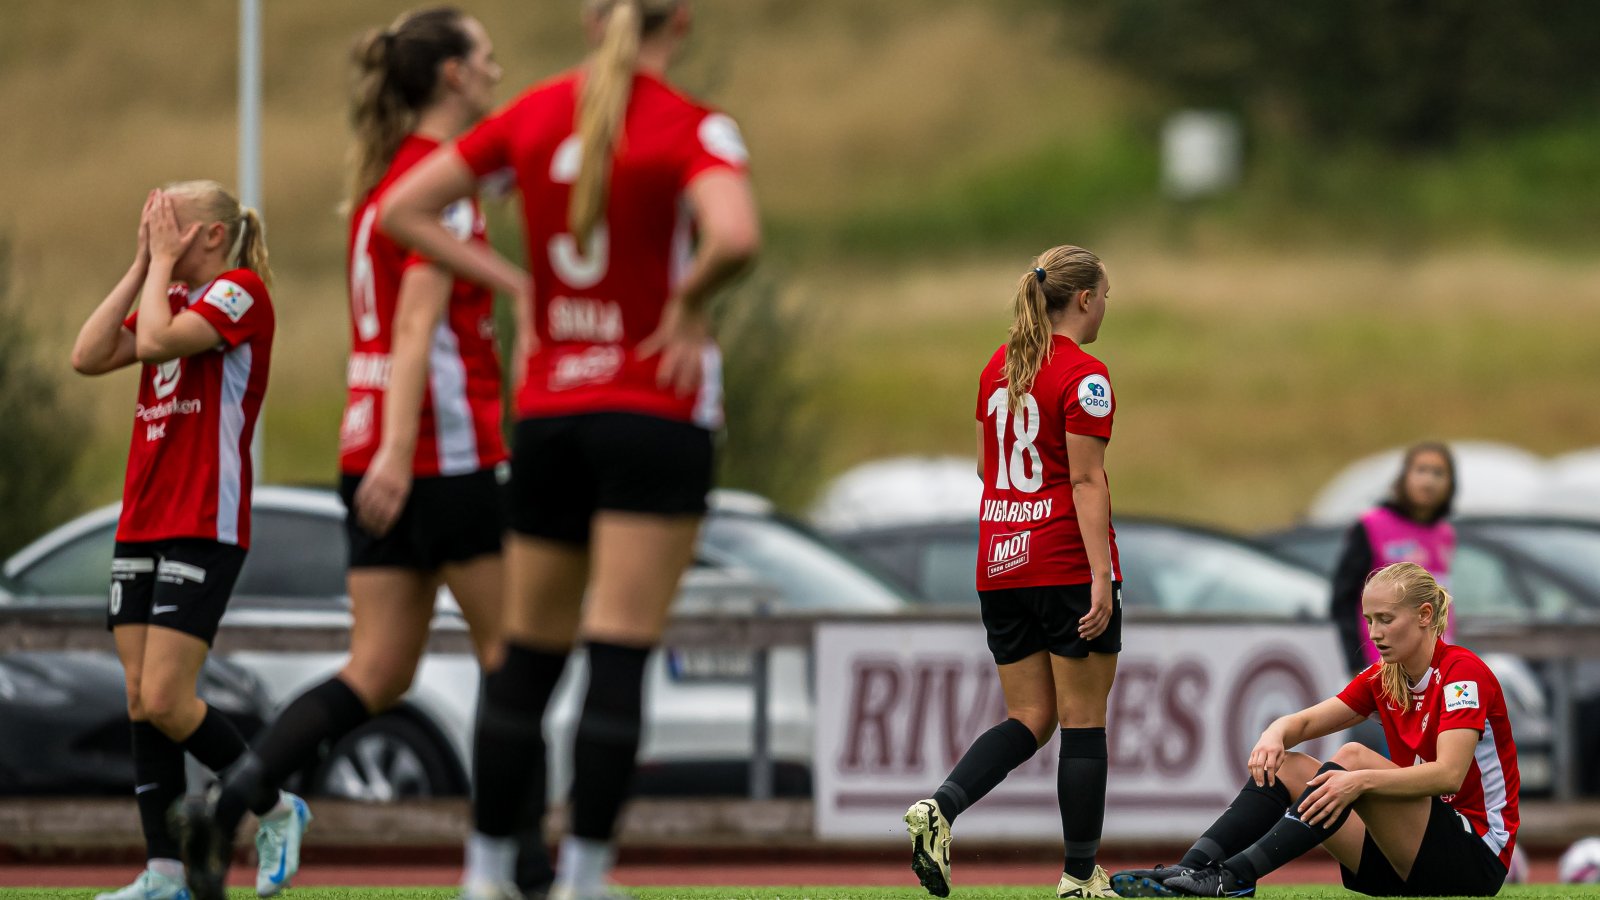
[123,677,144,718]
[1056,696,1108,730]
[1332,741,1373,768]
[1008,707,1055,744]
[340,663,412,711]
[137,681,187,728]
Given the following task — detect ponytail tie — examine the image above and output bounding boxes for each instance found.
[1034,267,1046,284]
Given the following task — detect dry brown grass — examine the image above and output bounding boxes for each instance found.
[3,2,1596,530]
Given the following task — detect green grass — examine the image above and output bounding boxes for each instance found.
[6,888,1600,899]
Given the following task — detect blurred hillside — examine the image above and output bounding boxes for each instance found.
[2,0,1598,537]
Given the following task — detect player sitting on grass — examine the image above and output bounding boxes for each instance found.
[1113,562,1518,898]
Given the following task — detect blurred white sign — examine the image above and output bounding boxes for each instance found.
[814,621,1347,840]
[1162,110,1242,199]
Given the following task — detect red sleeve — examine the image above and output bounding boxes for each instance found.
[454,98,520,178]
[1337,664,1380,718]
[682,111,749,189]
[186,273,267,348]
[1062,362,1115,439]
[1438,654,1493,733]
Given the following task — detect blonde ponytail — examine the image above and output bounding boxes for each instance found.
[570,0,643,253]
[1367,562,1453,710]
[236,208,273,289]
[1002,245,1104,411]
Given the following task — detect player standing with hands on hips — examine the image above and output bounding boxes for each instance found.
[70,182,289,900]
[1113,562,1518,898]
[380,1,759,897]
[907,245,1122,900]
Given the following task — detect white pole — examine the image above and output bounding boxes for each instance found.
[240,0,264,481]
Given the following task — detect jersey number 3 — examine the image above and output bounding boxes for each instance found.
[986,388,1043,493]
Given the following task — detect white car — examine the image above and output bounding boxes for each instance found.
[3,486,911,801]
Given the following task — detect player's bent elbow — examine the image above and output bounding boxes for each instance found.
[70,348,103,376]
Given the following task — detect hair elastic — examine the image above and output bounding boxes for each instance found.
[1034,267,1046,283]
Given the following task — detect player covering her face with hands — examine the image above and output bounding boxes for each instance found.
[70,181,289,900]
[1114,562,1519,898]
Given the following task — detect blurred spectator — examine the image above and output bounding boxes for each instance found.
[1330,441,1457,675]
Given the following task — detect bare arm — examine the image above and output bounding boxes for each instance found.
[379,151,528,300]
[975,421,985,478]
[72,191,156,375]
[1361,728,1477,798]
[353,264,453,535]
[1248,696,1366,786]
[1066,431,1114,639]
[672,170,760,315]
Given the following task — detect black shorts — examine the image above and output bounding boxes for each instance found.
[1340,797,1508,897]
[978,581,1123,665]
[107,539,247,645]
[340,466,506,570]
[508,413,715,545]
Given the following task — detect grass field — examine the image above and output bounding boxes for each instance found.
[3,883,1600,890]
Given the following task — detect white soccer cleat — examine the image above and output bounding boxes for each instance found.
[94,867,192,900]
[458,881,525,900]
[1058,864,1118,898]
[905,798,953,897]
[254,792,312,897]
[546,885,633,900]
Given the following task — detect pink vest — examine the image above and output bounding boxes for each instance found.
[1357,506,1456,664]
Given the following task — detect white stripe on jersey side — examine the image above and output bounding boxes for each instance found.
[1474,722,1510,855]
[216,343,251,545]
[428,317,478,476]
[692,344,724,430]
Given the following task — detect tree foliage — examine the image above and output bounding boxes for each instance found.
[1076,0,1600,150]
[0,239,88,558]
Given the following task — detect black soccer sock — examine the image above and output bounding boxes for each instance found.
[1178,776,1294,869]
[216,677,369,835]
[569,640,651,841]
[179,704,278,816]
[1225,762,1353,882]
[131,720,186,861]
[473,643,569,839]
[931,718,1039,822]
[1058,727,1108,880]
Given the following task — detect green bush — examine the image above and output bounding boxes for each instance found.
[0,239,88,559]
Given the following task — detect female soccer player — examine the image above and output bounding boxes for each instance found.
[1331,441,1457,674]
[71,182,289,900]
[380,1,759,896]
[1113,562,1519,898]
[906,246,1121,900]
[171,9,526,900]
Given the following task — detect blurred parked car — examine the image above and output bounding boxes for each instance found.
[827,515,1560,795]
[0,571,272,795]
[3,486,910,801]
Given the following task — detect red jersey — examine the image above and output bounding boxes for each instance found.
[341,134,507,477]
[118,270,274,548]
[454,70,748,427]
[975,336,1120,590]
[1337,640,1521,867]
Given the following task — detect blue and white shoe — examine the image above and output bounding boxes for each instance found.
[254,792,312,897]
[94,867,192,900]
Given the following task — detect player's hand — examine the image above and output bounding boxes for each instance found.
[638,299,711,397]
[134,189,157,267]
[1078,577,1114,639]
[147,191,201,265]
[354,448,412,537]
[1298,768,1365,828]
[1248,732,1287,787]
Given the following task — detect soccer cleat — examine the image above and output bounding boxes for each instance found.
[168,792,230,900]
[458,881,525,900]
[93,867,192,900]
[1058,864,1118,897]
[904,799,953,897]
[254,792,312,897]
[1110,864,1193,897]
[1163,865,1256,897]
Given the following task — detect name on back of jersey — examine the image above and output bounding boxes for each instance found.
[981,498,1054,523]
[548,296,623,343]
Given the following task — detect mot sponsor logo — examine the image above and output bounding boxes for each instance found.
[986,529,1031,577]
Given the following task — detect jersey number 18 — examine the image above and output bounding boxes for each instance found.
[986,388,1043,493]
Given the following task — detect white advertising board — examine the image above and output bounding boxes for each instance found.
[814,621,1350,840]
